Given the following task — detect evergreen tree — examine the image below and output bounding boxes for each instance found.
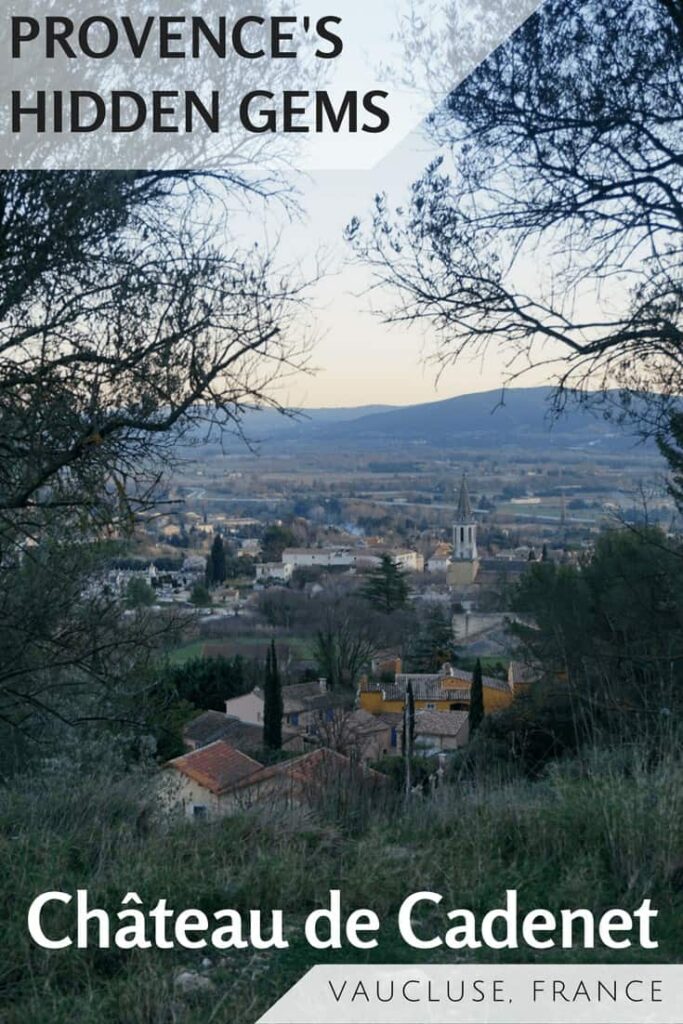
[659,413,683,513]
[469,658,485,735]
[402,680,416,757]
[159,655,249,712]
[260,525,295,563]
[207,534,227,587]
[189,581,212,608]
[124,577,156,609]
[361,554,409,614]
[402,680,417,795]
[409,604,457,671]
[263,640,283,750]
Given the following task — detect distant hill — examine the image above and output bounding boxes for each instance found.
[185,404,396,454]
[274,387,652,454]
[191,388,656,456]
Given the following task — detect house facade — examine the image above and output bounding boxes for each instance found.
[359,663,515,717]
[254,562,293,583]
[224,679,338,733]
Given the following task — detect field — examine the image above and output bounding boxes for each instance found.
[168,637,315,666]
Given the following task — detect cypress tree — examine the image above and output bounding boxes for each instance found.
[469,658,485,735]
[209,534,227,585]
[403,680,416,797]
[263,639,283,750]
[407,680,415,751]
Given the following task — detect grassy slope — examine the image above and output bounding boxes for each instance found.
[2,748,682,1023]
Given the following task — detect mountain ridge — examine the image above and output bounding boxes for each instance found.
[193,387,656,456]
[273,387,651,454]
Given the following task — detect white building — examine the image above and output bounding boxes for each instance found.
[281,547,423,572]
[282,547,357,569]
[426,545,452,573]
[254,562,293,583]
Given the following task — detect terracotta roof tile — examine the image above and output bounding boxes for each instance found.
[168,741,263,794]
[231,747,386,792]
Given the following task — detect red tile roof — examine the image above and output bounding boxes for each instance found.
[168,741,263,794]
[232,747,386,793]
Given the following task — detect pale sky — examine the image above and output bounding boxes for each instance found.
[224,0,554,410]
[277,162,556,409]
[265,0,554,409]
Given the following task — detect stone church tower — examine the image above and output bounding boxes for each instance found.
[447,475,480,587]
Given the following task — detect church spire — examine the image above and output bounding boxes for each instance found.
[456,474,474,523]
[453,474,478,562]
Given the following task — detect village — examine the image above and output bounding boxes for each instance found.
[145,476,554,820]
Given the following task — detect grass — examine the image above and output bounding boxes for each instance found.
[2,742,683,1023]
[167,636,315,667]
[167,641,205,665]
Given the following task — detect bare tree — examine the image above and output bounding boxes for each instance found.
[349,0,683,431]
[0,172,311,537]
[0,168,313,730]
[313,596,383,690]
[311,705,370,760]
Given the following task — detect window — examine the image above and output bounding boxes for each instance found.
[192,804,208,820]
[460,527,465,543]
[390,727,397,748]
[290,712,299,727]
[426,703,436,710]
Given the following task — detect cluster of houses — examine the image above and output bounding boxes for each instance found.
[92,558,206,605]
[155,476,542,820]
[252,477,545,601]
[163,660,532,821]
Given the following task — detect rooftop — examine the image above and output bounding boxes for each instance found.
[229,746,385,793]
[183,712,299,751]
[168,741,263,795]
[456,475,474,523]
[362,663,512,698]
[414,710,469,738]
[250,680,340,714]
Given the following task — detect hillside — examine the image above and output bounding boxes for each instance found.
[206,388,654,456]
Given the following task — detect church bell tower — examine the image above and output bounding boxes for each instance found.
[447,474,479,587]
[453,474,478,561]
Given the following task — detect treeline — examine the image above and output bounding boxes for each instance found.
[467,527,683,775]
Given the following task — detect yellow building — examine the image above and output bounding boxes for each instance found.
[359,663,515,718]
